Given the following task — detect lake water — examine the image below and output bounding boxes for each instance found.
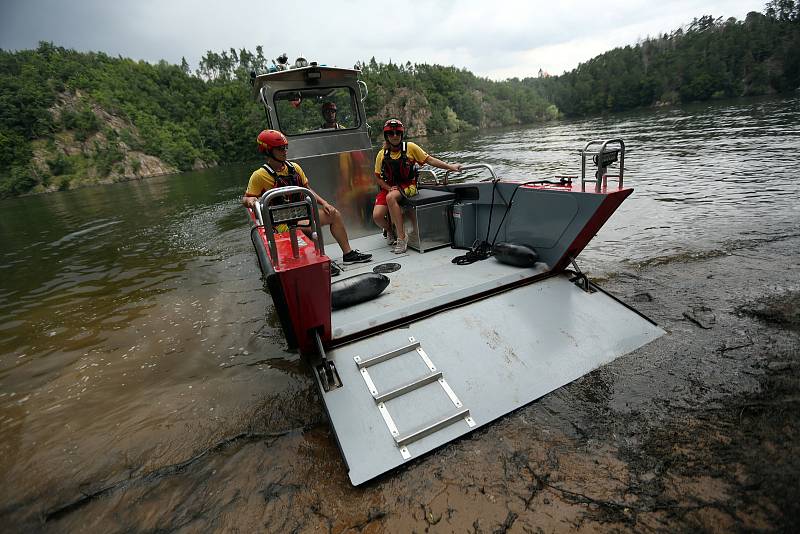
[1,95,798,524]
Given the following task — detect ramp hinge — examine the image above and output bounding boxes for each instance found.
[313,329,341,392]
[568,258,595,293]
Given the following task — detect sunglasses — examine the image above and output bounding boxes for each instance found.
[273,145,289,151]
[386,130,403,136]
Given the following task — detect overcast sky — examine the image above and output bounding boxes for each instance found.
[0,0,767,80]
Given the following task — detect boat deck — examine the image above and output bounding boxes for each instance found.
[326,233,549,340]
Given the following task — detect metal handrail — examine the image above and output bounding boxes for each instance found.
[416,169,440,186]
[443,163,498,185]
[357,80,368,103]
[579,138,625,192]
[255,186,325,267]
[258,86,274,128]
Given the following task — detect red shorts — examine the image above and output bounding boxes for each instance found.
[375,189,390,206]
[375,183,415,206]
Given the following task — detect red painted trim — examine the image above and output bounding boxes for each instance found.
[552,187,633,272]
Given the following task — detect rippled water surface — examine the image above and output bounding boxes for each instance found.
[0,95,798,520]
[427,96,800,271]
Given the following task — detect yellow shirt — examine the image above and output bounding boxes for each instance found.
[245,161,310,198]
[373,142,430,176]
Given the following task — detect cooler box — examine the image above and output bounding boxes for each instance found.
[401,188,456,253]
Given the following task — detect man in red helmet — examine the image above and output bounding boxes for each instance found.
[373,118,463,253]
[320,102,342,129]
[243,130,372,270]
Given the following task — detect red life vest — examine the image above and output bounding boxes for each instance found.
[380,142,419,187]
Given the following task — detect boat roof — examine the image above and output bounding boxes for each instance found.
[252,65,360,93]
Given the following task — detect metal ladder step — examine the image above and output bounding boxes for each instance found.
[395,408,471,448]
[354,341,420,369]
[354,336,475,460]
[373,371,443,404]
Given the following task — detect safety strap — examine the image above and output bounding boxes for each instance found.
[262,161,299,188]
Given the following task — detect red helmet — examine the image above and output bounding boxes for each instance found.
[322,102,337,112]
[383,118,404,140]
[256,130,288,153]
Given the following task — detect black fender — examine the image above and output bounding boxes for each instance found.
[492,242,539,268]
[331,273,390,310]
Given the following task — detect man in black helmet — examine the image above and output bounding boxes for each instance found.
[320,102,343,129]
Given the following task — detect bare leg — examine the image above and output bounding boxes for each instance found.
[386,190,405,240]
[406,209,418,236]
[319,206,352,254]
[372,204,391,233]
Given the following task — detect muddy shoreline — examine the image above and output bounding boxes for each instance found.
[6,234,800,532]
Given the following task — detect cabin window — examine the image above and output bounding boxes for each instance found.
[274,87,360,136]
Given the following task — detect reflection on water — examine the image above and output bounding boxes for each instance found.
[0,95,798,523]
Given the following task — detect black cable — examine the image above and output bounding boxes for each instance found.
[451,241,493,265]
[490,181,537,246]
[451,179,500,265]
[451,180,539,266]
[485,178,499,243]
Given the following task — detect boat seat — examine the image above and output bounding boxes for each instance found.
[399,187,455,253]
[400,187,456,207]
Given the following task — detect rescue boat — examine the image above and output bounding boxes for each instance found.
[245,61,664,485]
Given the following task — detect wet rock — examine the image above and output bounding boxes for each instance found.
[737,291,800,331]
[683,306,716,329]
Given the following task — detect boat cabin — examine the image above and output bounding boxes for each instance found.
[251,64,377,235]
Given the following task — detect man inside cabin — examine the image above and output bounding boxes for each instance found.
[320,101,343,129]
[242,129,372,274]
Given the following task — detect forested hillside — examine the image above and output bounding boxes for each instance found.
[0,44,261,197]
[534,4,799,115]
[0,1,797,198]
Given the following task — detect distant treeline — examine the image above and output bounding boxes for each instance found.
[535,4,800,115]
[0,0,797,198]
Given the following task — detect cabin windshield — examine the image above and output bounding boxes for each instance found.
[274,86,359,136]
